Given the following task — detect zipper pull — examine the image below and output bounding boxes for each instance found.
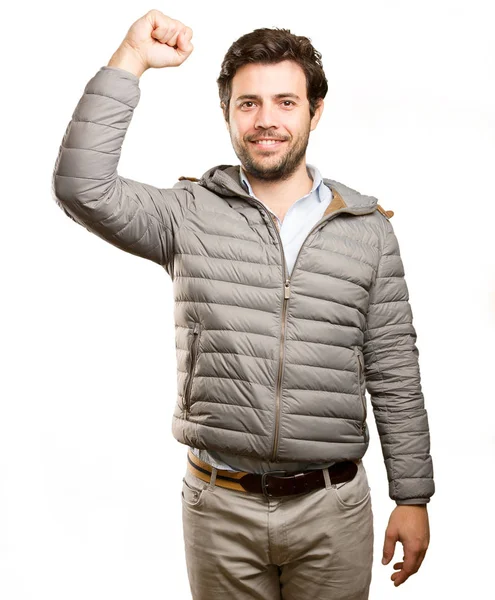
[284,279,291,299]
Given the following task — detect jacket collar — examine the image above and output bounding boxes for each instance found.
[239,163,330,204]
[196,164,381,217]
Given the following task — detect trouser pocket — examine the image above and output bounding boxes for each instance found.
[181,468,209,508]
[331,461,371,509]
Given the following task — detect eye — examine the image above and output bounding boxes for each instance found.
[239,100,295,109]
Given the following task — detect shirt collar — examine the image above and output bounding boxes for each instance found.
[239,163,331,203]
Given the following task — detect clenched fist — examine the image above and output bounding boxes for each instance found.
[108,9,194,78]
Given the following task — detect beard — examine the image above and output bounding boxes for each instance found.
[230,126,310,182]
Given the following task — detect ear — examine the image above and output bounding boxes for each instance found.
[310,98,324,131]
[221,102,229,128]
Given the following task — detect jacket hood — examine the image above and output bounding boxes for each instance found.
[196,164,381,214]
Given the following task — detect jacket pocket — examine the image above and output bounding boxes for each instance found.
[354,347,367,436]
[183,322,202,416]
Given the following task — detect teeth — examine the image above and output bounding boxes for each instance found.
[255,140,281,145]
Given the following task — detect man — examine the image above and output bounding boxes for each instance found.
[52,9,434,599]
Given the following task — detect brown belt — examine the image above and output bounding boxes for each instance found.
[187,449,359,498]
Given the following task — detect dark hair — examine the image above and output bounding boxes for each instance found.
[217,27,328,123]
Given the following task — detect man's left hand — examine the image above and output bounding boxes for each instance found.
[381,505,430,587]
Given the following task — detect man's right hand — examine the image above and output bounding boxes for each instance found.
[108,9,194,78]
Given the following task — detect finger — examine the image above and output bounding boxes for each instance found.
[392,571,410,587]
[151,25,170,43]
[176,27,193,55]
[392,568,410,586]
[181,26,193,43]
[404,548,423,575]
[167,23,184,48]
[392,549,421,586]
[382,529,397,565]
[151,21,182,46]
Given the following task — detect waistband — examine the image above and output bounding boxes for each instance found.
[186,449,360,497]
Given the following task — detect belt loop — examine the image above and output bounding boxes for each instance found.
[209,467,218,489]
[323,467,333,489]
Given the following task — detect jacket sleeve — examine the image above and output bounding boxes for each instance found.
[363,216,435,505]
[51,65,194,271]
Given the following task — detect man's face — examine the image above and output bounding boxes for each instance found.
[224,60,324,182]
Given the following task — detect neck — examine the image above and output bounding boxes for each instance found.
[242,161,314,217]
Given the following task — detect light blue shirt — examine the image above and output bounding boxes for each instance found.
[190,163,337,473]
[240,163,333,276]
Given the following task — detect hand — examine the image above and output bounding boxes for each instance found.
[108,9,194,77]
[382,505,430,587]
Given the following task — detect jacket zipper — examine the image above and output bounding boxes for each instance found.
[356,348,367,436]
[271,276,290,460]
[184,322,202,417]
[243,197,376,461]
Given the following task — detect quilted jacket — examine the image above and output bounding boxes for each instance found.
[52,65,435,505]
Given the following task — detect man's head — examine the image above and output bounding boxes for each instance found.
[217,28,328,182]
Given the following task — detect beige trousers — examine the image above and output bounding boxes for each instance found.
[181,459,374,599]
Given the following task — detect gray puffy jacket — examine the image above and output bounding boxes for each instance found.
[52,66,435,505]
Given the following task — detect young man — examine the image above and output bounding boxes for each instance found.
[52,9,434,599]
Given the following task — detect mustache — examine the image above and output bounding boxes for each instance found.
[248,133,289,142]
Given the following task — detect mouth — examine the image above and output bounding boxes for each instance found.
[250,139,287,149]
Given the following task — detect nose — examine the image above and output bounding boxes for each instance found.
[254,102,279,131]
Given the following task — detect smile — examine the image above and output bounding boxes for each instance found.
[251,140,286,148]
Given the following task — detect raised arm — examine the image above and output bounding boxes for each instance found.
[51,10,195,270]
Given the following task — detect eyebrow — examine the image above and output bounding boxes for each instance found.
[235,93,301,103]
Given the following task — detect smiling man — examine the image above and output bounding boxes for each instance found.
[227,60,320,191]
[52,9,435,600]
[224,59,325,224]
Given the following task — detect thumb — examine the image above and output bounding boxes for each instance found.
[382,530,397,564]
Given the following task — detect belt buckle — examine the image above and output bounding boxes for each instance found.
[261,470,288,498]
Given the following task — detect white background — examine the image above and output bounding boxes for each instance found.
[1,0,494,598]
